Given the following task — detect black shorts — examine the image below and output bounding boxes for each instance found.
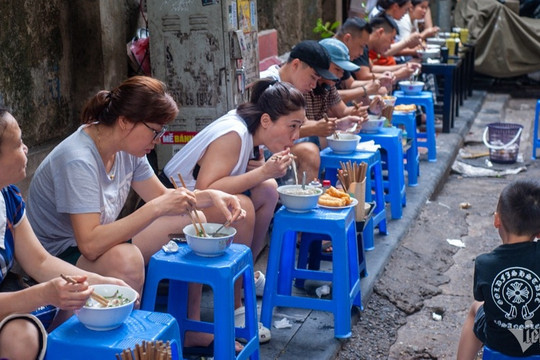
[57,246,82,266]
[473,304,487,343]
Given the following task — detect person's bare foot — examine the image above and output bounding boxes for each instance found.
[183,331,244,352]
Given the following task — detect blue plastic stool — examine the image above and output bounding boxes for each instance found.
[319,147,387,251]
[295,224,368,290]
[392,111,420,186]
[482,345,540,359]
[261,206,362,339]
[532,99,540,160]
[393,90,437,162]
[142,244,259,360]
[358,127,407,219]
[46,310,181,360]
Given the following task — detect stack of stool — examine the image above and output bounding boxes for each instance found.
[319,147,387,250]
[46,310,181,359]
[393,90,437,162]
[142,244,259,360]
[531,99,540,160]
[358,127,407,219]
[261,206,362,338]
[392,110,420,186]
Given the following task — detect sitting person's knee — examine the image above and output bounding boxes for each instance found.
[107,244,145,289]
[0,318,40,359]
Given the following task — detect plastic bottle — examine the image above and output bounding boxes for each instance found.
[322,180,331,191]
[309,179,322,188]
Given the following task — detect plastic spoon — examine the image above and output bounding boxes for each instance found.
[302,171,307,190]
[345,123,358,133]
[410,68,420,83]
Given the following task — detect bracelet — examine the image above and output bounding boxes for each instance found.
[361,85,367,97]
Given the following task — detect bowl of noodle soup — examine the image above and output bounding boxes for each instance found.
[75,284,137,331]
[277,185,323,213]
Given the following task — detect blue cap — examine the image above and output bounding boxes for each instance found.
[319,38,360,72]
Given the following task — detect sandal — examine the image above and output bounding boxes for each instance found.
[254,271,265,297]
[234,306,272,344]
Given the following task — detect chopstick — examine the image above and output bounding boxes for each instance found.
[176,173,207,237]
[324,113,340,139]
[169,175,206,237]
[117,341,173,360]
[60,274,109,307]
[337,161,368,192]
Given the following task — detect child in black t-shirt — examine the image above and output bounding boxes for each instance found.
[457,179,540,359]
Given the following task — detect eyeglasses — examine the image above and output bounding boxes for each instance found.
[142,121,168,141]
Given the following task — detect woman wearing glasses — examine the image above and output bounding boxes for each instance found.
[26,76,245,352]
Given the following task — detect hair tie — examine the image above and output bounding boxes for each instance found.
[266,79,279,90]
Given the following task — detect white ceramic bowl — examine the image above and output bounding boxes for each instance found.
[326,133,361,154]
[381,95,397,106]
[398,81,425,95]
[417,48,440,61]
[368,95,396,107]
[183,223,236,257]
[426,37,446,46]
[361,114,386,133]
[277,185,323,213]
[75,284,137,331]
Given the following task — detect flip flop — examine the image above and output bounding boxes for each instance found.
[235,306,272,344]
[254,271,265,297]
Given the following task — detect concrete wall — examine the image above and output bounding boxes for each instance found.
[257,0,334,54]
[0,0,139,196]
[0,0,331,196]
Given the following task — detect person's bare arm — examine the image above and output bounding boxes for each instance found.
[384,33,423,57]
[195,131,292,195]
[0,216,129,319]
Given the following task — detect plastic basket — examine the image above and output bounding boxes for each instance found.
[482,122,523,164]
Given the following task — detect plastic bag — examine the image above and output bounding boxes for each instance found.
[127,28,150,76]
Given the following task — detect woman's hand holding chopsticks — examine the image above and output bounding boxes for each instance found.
[156,184,198,217]
[169,174,246,236]
[265,149,296,179]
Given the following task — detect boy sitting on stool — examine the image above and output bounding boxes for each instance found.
[457,179,540,359]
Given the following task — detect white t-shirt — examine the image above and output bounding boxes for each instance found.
[27,125,154,256]
[396,13,419,41]
[163,110,254,191]
[260,65,281,81]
